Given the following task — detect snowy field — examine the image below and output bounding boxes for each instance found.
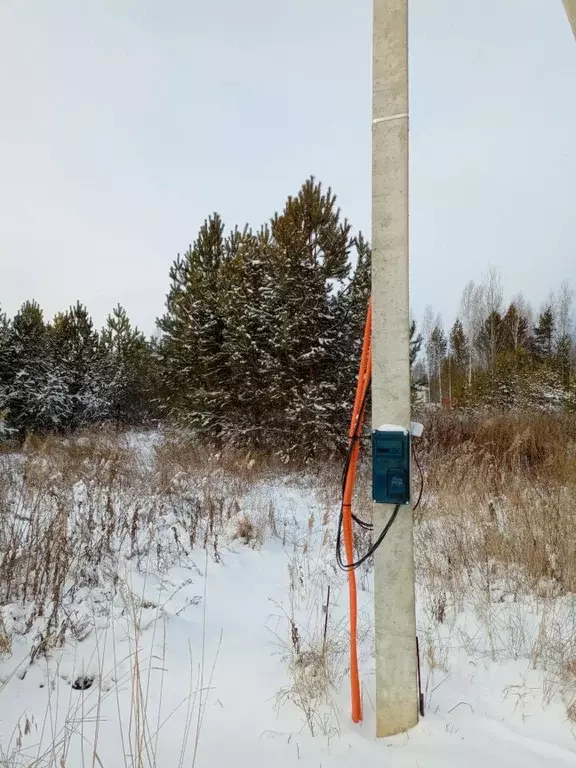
[0,431,575,767]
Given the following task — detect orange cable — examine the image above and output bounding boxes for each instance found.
[342,299,372,724]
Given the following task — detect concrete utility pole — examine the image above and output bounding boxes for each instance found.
[371,0,418,738]
[563,0,576,39]
[369,0,572,739]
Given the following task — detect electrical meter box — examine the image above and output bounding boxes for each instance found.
[372,427,411,505]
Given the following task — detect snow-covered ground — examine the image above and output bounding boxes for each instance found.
[0,459,575,767]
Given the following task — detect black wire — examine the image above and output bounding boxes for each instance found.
[335,293,427,570]
[337,501,401,571]
[336,382,425,570]
[337,368,399,571]
[412,439,424,512]
[352,512,373,531]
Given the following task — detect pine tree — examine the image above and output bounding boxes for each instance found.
[0,305,9,387]
[266,177,353,452]
[333,233,371,425]
[448,318,468,405]
[533,307,555,362]
[501,302,530,354]
[157,214,229,435]
[0,307,11,434]
[1,301,70,437]
[409,319,424,400]
[428,320,447,403]
[100,305,153,425]
[49,302,108,428]
[449,319,468,373]
[347,234,372,347]
[218,226,279,443]
[410,319,423,369]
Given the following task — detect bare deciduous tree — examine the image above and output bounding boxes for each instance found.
[553,281,574,348]
[460,280,485,384]
[422,304,435,403]
[483,267,504,371]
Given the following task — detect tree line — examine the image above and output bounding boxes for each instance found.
[0,301,156,439]
[1,177,574,452]
[419,268,576,410]
[0,178,380,453]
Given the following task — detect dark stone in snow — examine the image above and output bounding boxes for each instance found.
[72,675,94,691]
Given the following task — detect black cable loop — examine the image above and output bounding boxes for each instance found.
[336,371,425,571]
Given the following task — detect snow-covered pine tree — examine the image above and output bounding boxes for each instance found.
[0,305,9,381]
[334,234,371,413]
[219,226,280,445]
[266,177,353,454]
[428,319,447,403]
[447,318,468,404]
[100,305,153,426]
[409,318,425,402]
[49,302,109,428]
[336,238,423,411]
[410,319,423,370]
[0,306,11,435]
[1,301,71,437]
[157,213,229,436]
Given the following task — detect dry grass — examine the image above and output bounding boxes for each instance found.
[420,409,576,480]
[0,429,274,667]
[262,410,576,731]
[153,427,284,494]
[276,619,344,739]
[273,563,348,739]
[0,428,242,767]
[415,410,576,596]
[1,411,575,742]
[414,409,576,718]
[0,586,214,767]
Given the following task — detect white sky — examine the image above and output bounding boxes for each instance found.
[0,0,575,335]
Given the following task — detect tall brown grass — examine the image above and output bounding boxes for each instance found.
[416,410,576,592]
[414,409,576,719]
[1,411,575,737]
[421,409,576,479]
[0,429,268,765]
[0,428,275,666]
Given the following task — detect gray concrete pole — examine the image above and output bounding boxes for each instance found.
[371,0,418,737]
[563,0,576,38]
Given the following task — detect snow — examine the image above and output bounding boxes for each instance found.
[0,476,575,766]
[377,424,409,434]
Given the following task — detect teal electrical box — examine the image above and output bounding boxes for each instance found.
[372,429,411,505]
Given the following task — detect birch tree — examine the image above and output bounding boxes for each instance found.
[460,281,485,385]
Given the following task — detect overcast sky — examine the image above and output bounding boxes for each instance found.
[1,0,575,335]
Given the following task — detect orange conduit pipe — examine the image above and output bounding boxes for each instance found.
[342,299,372,724]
